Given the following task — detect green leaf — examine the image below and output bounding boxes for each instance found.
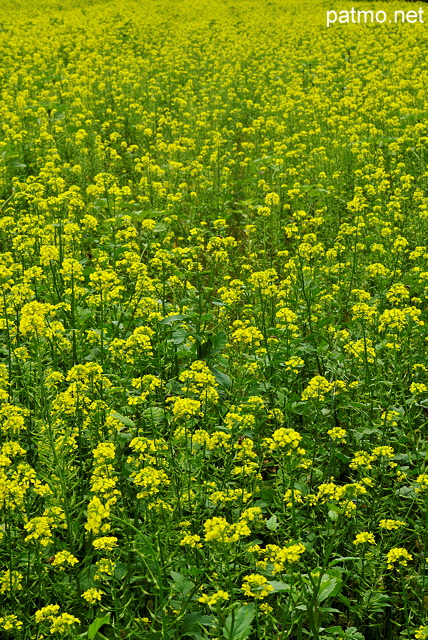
[142,407,165,423]
[211,367,231,386]
[337,593,351,608]
[265,515,279,531]
[345,627,364,639]
[131,209,165,221]
[114,562,128,579]
[222,604,254,640]
[181,612,214,637]
[9,160,26,169]
[88,613,110,640]
[318,574,342,603]
[111,412,135,427]
[267,580,290,592]
[198,337,213,359]
[171,328,189,344]
[212,331,227,349]
[329,557,359,567]
[170,571,194,596]
[160,314,188,325]
[395,485,416,499]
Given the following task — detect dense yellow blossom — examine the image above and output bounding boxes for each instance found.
[353,532,376,545]
[0,0,426,636]
[242,574,273,599]
[386,548,413,569]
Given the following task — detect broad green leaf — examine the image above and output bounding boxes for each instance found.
[212,331,227,349]
[170,571,194,596]
[181,612,214,637]
[265,515,279,531]
[211,367,231,386]
[88,613,110,640]
[223,604,254,640]
[267,580,290,592]
[318,574,342,603]
[171,328,189,344]
[111,412,135,427]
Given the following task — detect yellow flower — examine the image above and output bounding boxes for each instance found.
[379,519,406,530]
[353,532,376,545]
[82,588,104,604]
[94,558,115,581]
[85,496,111,535]
[35,605,60,623]
[327,427,347,442]
[349,451,376,470]
[51,550,79,569]
[372,446,394,459]
[285,356,304,373]
[415,474,428,492]
[0,615,23,631]
[92,536,118,551]
[386,547,413,569]
[171,397,201,419]
[0,570,23,594]
[49,613,81,634]
[203,517,239,544]
[283,489,304,507]
[301,376,333,402]
[259,603,273,615]
[344,338,376,363]
[242,574,273,599]
[253,542,305,574]
[180,534,203,548]
[198,590,229,606]
[415,625,428,639]
[262,427,303,453]
[410,382,427,395]
[231,323,264,347]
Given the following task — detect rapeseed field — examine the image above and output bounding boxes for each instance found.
[0,0,427,638]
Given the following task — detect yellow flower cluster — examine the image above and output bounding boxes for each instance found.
[350,446,394,470]
[24,507,66,546]
[386,547,413,570]
[198,590,230,606]
[82,588,104,604]
[51,550,79,570]
[344,338,376,364]
[327,427,347,443]
[353,532,376,545]
[262,427,304,454]
[86,442,120,536]
[415,626,428,640]
[379,519,406,531]
[301,376,333,402]
[203,508,262,544]
[0,615,23,631]
[249,542,306,574]
[241,574,273,599]
[35,605,80,634]
[0,570,23,594]
[179,360,219,403]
